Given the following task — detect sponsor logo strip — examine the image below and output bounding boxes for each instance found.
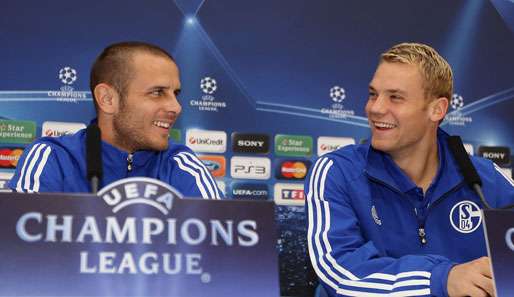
[186,130,227,153]
[275,134,313,157]
[198,155,226,178]
[0,147,24,168]
[0,120,36,144]
[42,121,86,138]
[478,146,511,166]
[275,160,311,180]
[317,136,355,156]
[0,172,14,192]
[274,183,305,206]
[231,133,270,154]
[231,182,269,200]
[230,156,270,180]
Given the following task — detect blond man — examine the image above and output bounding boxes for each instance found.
[306,43,514,297]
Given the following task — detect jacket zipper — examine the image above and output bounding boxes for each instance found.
[365,172,464,246]
[127,153,133,172]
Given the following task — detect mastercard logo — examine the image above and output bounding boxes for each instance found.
[0,148,24,168]
[280,161,308,179]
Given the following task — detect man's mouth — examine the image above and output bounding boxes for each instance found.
[372,121,397,130]
[153,120,171,129]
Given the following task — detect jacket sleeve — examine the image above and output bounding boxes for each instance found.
[170,149,224,199]
[305,156,454,297]
[8,142,63,193]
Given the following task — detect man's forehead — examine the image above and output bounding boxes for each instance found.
[370,62,423,89]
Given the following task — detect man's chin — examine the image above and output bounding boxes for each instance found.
[370,139,393,153]
[152,142,169,152]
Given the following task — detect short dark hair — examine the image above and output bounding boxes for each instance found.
[89,41,175,111]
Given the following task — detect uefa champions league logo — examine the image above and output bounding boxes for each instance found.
[200,77,217,95]
[321,85,355,119]
[46,66,88,102]
[58,67,78,85]
[451,94,464,110]
[330,86,346,103]
[445,93,472,126]
[189,76,227,112]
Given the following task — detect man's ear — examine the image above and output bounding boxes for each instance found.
[94,83,120,114]
[430,96,449,123]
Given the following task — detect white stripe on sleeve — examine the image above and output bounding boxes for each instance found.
[16,143,42,192]
[32,146,52,192]
[494,163,514,187]
[21,144,48,193]
[178,152,221,199]
[173,155,209,199]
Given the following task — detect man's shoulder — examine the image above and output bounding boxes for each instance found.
[469,154,496,172]
[24,130,84,153]
[162,141,195,157]
[324,143,367,166]
[33,130,86,155]
[319,143,368,178]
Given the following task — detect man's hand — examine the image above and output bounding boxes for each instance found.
[447,257,495,297]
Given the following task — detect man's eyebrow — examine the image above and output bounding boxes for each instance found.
[386,89,407,95]
[147,85,170,90]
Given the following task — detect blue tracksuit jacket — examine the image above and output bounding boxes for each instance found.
[8,129,223,199]
[305,130,514,296]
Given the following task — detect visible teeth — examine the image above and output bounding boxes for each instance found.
[374,121,396,129]
[153,121,170,128]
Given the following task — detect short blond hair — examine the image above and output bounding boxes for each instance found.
[380,42,453,100]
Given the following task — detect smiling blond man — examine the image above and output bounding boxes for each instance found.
[306,43,514,297]
[10,41,222,199]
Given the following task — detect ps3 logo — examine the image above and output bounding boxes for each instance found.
[234,165,266,174]
[230,157,270,180]
[449,201,482,233]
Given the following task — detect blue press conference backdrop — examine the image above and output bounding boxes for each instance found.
[1,0,514,296]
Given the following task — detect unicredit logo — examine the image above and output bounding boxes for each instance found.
[232,133,270,154]
[320,144,339,152]
[317,136,355,156]
[189,137,223,146]
[41,121,86,138]
[186,130,227,153]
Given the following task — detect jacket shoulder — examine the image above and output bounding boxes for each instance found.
[320,143,368,180]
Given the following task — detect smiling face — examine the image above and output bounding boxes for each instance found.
[365,61,441,158]
[110,52,182,152]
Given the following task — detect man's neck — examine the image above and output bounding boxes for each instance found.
[391,137,439,194]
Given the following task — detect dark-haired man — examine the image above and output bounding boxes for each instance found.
[9,41,222,199]
[306,43,514,297]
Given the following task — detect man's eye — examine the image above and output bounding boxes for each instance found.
[151,90,164,96]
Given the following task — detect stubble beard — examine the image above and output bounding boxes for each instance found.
[111,98,170,152]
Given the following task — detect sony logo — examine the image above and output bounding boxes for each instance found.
[237,140,264,147]
[482,152,505,159]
